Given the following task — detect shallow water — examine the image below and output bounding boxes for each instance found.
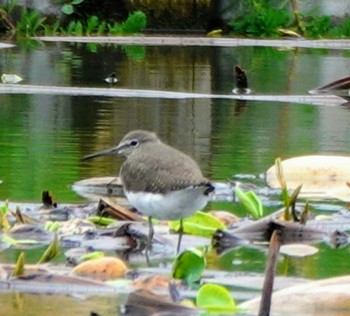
[0,39,350,314]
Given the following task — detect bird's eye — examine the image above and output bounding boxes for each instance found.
[130,140,138,147]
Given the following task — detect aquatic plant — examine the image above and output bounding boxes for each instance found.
[108,10,147,35]
[15,7,46,37]
[229,2,292,37]
[303,15,331,38]
[60,0,85,15]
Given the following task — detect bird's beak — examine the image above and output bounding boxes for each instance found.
[81,146,119,161]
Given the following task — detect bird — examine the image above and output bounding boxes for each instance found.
[82,130,214,254]
[104,72,118,84]
[232,65,251,95]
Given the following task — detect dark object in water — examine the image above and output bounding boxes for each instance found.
[97,197,144,221]
[212,216,327,254]
[258,229,281,316]
[42,190,57,208]
[233,65,251,94]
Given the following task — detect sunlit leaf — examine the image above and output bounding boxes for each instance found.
[235,187,264,219]
[172,248,205,283]
[44,221,60,232]
[196,283,237,313]
[169,211,226,237]
[88,216,116,226]
[0,201,8,215]
[1,235,38,246]
[80,251,104,261]
[12,252,25,277]
[37,234,59,264]
[245,191,264,218]
[0,212,10,233]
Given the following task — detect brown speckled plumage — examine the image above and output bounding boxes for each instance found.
[119,131,212,194]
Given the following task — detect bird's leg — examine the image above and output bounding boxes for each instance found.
[176,218,184,254]
[106,177,118,195]
[146,216,154,253]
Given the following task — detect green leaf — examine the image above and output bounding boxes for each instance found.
[122,11,147,34]
[72,0,84,4]
[12,252,25,277]
[62,4,74,15]
[80,251,104,261]
[75,21,83,36]
[37,234,59,264]
[235,187,264,219]
[172,248,205,283]
[245,191,263,218]
[196,283,237,313]
[44,221,60,232]
[169,211,226,237]
[2,235,38,245]
[0,203,8,215]
[88,216,115,226]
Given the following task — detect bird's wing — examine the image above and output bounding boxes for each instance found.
[121,145,209,193]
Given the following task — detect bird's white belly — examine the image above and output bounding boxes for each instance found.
[125,188,209,220]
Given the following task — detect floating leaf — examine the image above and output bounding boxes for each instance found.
[169,211,226,237]
[196,283,237,313]
[172,248,205,283]
[80,251,105,261]
[37,234,59,264]
[1,235,38,246]
[12,252,25,277]
[88,216,116,226]
[235,187,264,219]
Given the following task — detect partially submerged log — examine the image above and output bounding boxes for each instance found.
[240,275,350,316]
[309,75,350,102]
[212,209,349,254]
[265,155,350,201]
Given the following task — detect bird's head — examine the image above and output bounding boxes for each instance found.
[81,130,160,161]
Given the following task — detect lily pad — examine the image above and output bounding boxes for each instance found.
[196,283,237,313]
[172,248,205,283]
[169,211,226,237]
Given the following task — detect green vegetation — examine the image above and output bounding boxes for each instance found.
[0,1,147,38]
[1,0,350,39]
[229,5,292,38]
[228,0,350,38]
